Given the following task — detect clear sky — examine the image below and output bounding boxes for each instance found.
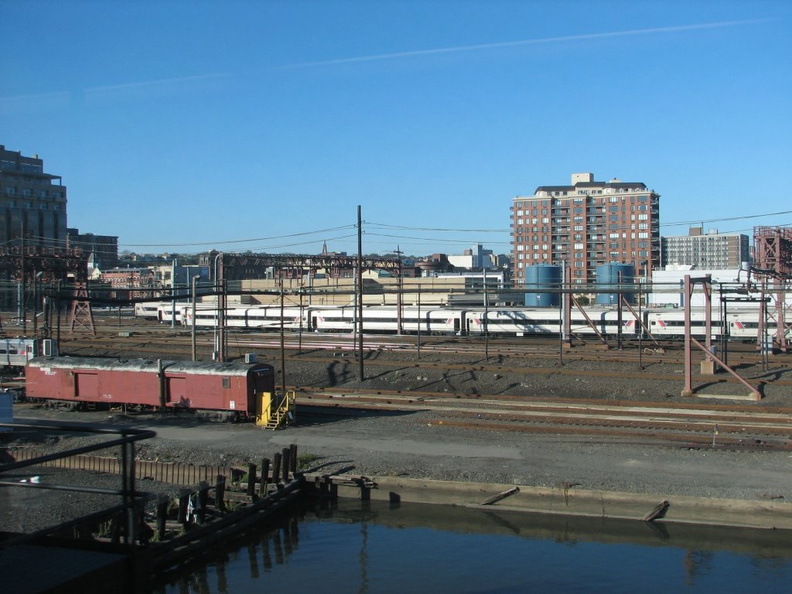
[2,0,790,258]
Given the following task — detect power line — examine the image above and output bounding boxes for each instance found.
[366,232,511,246]
[367,222,509,233]
[118,225,356,249]
[661,210,792,228]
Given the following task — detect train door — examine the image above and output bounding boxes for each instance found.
[74,372,99,399]
[166,376,188,406]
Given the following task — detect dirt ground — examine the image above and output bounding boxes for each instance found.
[2,342,791,537]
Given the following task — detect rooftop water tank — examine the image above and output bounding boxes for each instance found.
[524,265,561,307]
[595,263,635,306]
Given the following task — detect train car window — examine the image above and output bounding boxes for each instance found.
[223,377,231,389]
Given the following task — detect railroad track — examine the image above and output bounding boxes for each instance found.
[55,329,792,395]
[296,387,792,451]
[48,321,792,451]
[59,328,775,367]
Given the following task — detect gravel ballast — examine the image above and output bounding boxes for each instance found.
[2,346,791,533]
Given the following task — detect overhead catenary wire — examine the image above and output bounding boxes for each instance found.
[6,210,789,255]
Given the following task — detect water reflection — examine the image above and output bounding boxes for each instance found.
[155,499,792,593]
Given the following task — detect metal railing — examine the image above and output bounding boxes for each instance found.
[269,391,296,429]
[0,419,156,549]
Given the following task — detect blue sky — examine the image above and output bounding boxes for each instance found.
[2,0,790,257]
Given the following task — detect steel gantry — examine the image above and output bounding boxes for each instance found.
[681,275,760,401]
[210,251,400,362]
[752,226,792,354]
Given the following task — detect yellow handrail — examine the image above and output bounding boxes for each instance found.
[268,390,296,430]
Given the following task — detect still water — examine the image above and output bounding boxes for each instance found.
[154,499,792,593]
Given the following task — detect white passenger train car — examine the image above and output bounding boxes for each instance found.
[311,306,462,335]
[135,301,170,320]
[140,301,781,342]
[462,307,634,337]
[0,338,58,370]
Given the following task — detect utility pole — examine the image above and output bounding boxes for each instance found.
[395,245,403,336]
[483,266,488,360]
[280,281,286,392]
[357,205,364,381]
[21,221,26,333]
[191,275,198,361]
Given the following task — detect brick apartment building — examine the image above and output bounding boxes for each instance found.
[511,173,660,286]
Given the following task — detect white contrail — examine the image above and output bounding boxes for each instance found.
[0,73,232,110]
[0,90,71,112]
[84,72,231,95]
[283,19,769,69]
[0,18,769,108]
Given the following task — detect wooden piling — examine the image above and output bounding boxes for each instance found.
[247,462,257,498]
[215,475,226,512]
[281,448,291,483]
[272,453,282,487]
[261,458,270,495]
[178,490,190,525]
[197,482,209,524]
[156,495,168,541]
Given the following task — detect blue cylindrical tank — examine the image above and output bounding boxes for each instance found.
[524,265,561,307]
[595,263,635,305]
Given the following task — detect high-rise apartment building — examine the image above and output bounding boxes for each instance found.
[510,173,660,286]
[661,227,749,269]
[0,144,67,247]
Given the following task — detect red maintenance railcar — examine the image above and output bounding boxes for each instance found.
[25,356,276,421]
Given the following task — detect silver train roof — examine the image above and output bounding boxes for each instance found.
[27,356,272,375]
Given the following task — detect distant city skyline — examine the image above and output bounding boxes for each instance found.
[2,1,790,256]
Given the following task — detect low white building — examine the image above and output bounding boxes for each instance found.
[447,244,496,270]
[649,265,757,308]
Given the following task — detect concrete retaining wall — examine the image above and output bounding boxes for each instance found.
[308,474,792,531]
